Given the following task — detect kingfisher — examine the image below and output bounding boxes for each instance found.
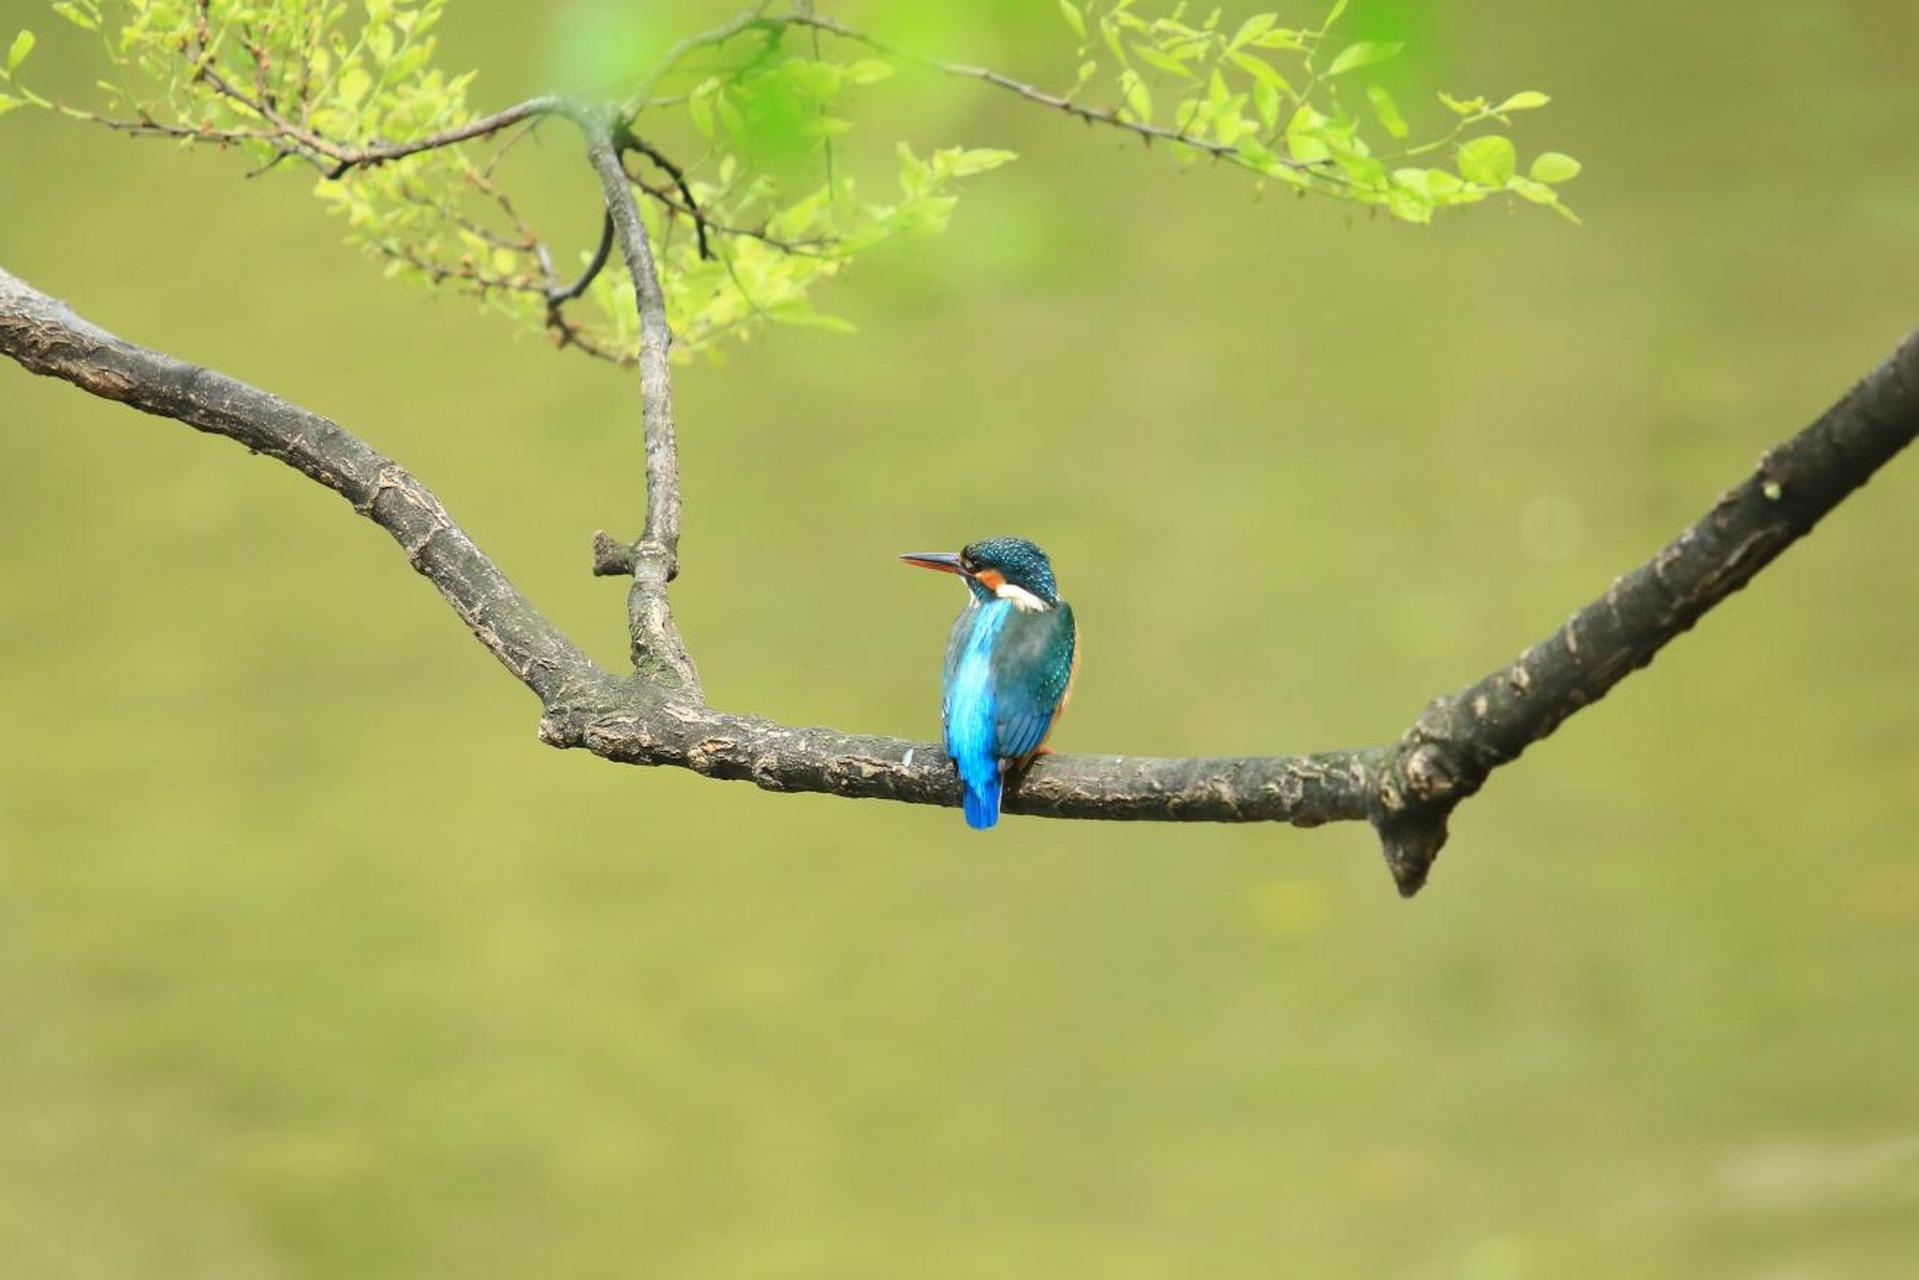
[899,537,1079,829]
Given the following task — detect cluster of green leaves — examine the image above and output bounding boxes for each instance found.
[1058,0,1581,223]
[3,0,1581,368]
[600,45,1016,359]
[6,0,562,335]
[3,0,1017,364]
[611,145,1015,355]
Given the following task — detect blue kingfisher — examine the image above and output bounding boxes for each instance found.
[900,537,1079,829]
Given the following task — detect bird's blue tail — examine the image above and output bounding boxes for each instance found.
[962,769,1002,830]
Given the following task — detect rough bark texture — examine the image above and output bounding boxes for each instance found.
[5,275,1914,895]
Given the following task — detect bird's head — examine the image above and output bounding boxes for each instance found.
[899,536,1059,611]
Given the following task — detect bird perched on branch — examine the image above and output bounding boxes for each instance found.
[900,537,1079,829]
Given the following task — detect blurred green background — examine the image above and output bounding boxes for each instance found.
[4,1,1919,1276]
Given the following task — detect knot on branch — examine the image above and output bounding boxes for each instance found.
[592,530,680,581]
[1372,808,1453,899]
[1368,695,1499,897]
[591,529,639,576]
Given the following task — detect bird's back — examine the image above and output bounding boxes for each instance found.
[942,597,1078,828]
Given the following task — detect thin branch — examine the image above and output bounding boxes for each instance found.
[313,96,566,178]
[70,85,564,179]
[623,1,775,112]
[4,263,1915,894]
[621,137,713,261]
[548,212,615,306]
[782,13,1341,184]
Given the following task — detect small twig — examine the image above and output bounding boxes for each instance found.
[319,96,565,179]
[619,135,713,261]
[548,212,616,306]
[621,166,835,257]
[782,13,1342,185]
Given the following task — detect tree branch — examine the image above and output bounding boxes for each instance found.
[573,108,702,699]
[2,263,1914,895]
[0,266,601,705]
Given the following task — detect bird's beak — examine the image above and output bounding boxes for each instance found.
[898,551,968,577]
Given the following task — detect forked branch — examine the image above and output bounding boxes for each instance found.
[4,259,1913,894]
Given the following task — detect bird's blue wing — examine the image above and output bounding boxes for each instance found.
[989,601,1077,760]
[943,600,1013,828]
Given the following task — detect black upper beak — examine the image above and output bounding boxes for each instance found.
[898,551,968,577]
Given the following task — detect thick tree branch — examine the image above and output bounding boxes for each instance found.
[0,266,600,705]
[2,264,1913,895]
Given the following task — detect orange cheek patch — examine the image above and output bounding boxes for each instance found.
[974,568,1006,592]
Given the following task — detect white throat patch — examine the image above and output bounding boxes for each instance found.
[994,581,1050,612]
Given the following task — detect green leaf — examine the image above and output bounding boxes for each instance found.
[1326,41,1402,77]
[944,147,1018,177]
[1120,69,1152,122]
[896,142,930,196]
[1387,181,1433,224]
[336,66,373,107]
[687,87,714,138]
[1252,76,1280,129]
[1250,28,1304,50]
[1058,0,1087,40]
[0,92,22,118]
[1510,177,1557,204]
[1366,83,1407,139]
[1133,43,1195,78]
[1529,151,1582,183]
[782,59,842,100]
[1438,91,1486,116]
[1231,13,1276,49]
[51,3,96,31]
[1495,90,1551,113]
[845,58,894,85]
[1227,50,1293,96]
[1319,0,1349,32]
[1285,104,1331,164]
[1234,136,1281,171]
[6,29,32,75]
[1456,134,1516,185]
